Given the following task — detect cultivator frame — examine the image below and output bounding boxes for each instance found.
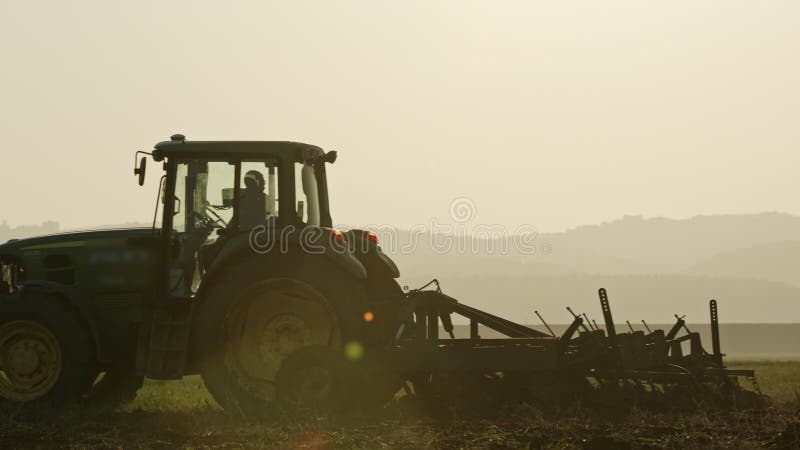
[379,282,755,399]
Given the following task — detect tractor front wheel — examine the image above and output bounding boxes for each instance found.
[0,293,96,406]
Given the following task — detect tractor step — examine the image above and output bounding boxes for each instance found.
[137,300,193,379]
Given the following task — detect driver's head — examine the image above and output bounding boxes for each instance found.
[244,170,265,192]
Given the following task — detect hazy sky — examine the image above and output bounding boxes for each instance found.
[1,1,798,232]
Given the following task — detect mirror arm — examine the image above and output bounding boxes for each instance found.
[133,151,153,167]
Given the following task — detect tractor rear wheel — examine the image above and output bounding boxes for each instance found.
[275,345,353,415]
[0,292,96,406]
[196,256,367,415]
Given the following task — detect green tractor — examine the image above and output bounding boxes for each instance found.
[0,135,405,411]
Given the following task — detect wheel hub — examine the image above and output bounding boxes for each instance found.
[222,280,340,402]
[8,341,41,376]
[0,320,62,402]
[259,315,313,362]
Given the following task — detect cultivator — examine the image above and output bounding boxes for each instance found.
[375,282,758,407]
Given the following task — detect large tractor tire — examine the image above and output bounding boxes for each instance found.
[195,255,369,415]
[274,345,353,416]
[0,292,96,407]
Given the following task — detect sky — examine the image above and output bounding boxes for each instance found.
[0,1,798,232]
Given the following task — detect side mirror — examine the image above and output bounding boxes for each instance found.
[134,157,147,186]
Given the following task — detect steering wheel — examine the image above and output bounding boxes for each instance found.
[203,204,228,228]
[191,206,227,231]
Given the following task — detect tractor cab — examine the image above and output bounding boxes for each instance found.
[140,135,339,298]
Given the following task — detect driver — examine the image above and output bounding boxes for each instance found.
[239,170,267,230]
[198,169,267,275]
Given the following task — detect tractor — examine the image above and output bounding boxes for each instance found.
[0,135,406,411]
[0,135,757,413]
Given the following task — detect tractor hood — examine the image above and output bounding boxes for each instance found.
[0,228,158,257]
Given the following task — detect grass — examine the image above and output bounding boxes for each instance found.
[1,360,799,449]
[727,359,800,403]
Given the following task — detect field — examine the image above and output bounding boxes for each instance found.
[1,360,798,449]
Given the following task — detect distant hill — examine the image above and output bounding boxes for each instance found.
[383,212,800,287]
[545,212,800,273]
[687,241,800,286]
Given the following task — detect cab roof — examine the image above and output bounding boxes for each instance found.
[152,140,326,163]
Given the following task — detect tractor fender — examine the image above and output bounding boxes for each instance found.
[9,280,108,363]
[343,229,400,279]
[374,249,400,278]
[203,232,367,286]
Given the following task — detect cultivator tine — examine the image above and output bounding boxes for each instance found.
[559,315,583,346]
[598,288,617,342]
[582,313,596,330]
[710,299,722,365]
[534,310,556,338]
[567,306,591,333]
[592,320,600,331]
[440,309,456,339]
[641,320,652,334]
[676,315,693,335]
[469,320,480,339]
[427,307,439,340]
[665,315,685,340]
[626,320,635,333]
[710,300,721,355]
[690,333,705,356]
[414,305,427,340]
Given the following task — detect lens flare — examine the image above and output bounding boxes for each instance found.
[344,341,364,361]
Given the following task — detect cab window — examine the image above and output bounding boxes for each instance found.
[170,160,235,296]
[168,159,279,297]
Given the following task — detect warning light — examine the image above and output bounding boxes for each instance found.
[367,231,378,244]
[363,311,375,322]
